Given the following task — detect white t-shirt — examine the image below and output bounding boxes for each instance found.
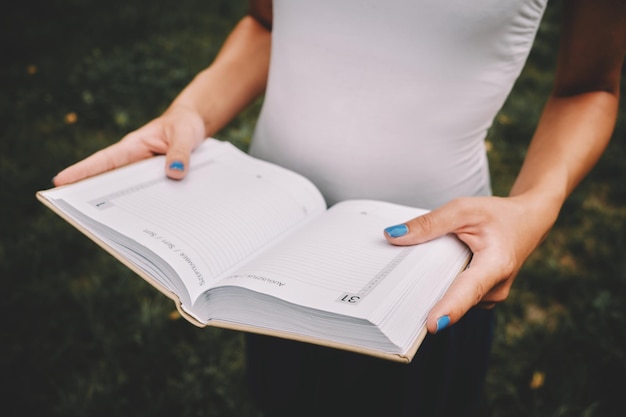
[250,0,549,209]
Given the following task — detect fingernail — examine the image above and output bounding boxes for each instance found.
[384,224,408,238]
[436,316,451,333]
[169,161,185,172]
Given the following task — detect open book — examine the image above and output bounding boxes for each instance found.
[37,138,471,363]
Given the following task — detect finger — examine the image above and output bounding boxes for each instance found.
[477,279,514,308]
[384,198,472,246]
[425,269,482,333]
[164,130,203,180]
[53,141,148,186]
[425,258,498,333]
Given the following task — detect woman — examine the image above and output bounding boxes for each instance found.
[53,1,626,415]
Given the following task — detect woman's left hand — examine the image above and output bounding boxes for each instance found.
[384,194,557,334]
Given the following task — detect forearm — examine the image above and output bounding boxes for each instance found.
[509,89,619,220]
[511,0,626,218]
[167,15,272,137]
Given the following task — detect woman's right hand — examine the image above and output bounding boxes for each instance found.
[53,3,273,188]
[52,105,206,186]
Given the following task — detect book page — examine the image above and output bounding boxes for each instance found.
[39,139,326,304]
[213,200,469,321]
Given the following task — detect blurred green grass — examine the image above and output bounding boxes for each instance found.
[1,1,625,416]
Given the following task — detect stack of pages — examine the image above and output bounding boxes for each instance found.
[37,139,471,363]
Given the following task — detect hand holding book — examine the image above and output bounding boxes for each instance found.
[39,139,472,362]
[53,106,206,186]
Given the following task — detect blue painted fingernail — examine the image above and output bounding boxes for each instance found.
[384,224,408,238]
[169,161,185,171]
[436,316,451,333]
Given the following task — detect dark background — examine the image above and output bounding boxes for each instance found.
[2,1,625,416]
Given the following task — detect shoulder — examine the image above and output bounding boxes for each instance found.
[248,0,273,30]
[555,0,626,95]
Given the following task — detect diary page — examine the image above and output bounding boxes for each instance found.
[38,139,326,304]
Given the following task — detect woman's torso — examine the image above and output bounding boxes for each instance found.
[250,0,548,208]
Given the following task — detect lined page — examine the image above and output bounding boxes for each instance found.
[218,200,456,318]
[40,139,326,304]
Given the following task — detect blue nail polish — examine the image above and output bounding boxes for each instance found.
[436,316,451,333]
[169,161,185,172]
[384,224,408,238]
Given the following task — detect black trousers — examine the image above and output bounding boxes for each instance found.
[245,307,495,417]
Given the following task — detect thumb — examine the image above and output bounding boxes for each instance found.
[384,203,460,246]
[164,134,202,180]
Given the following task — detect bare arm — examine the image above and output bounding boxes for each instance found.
[511,0,625,200]
[171,4,273,141]
[53,0,273,185]
[385,0,626,333]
